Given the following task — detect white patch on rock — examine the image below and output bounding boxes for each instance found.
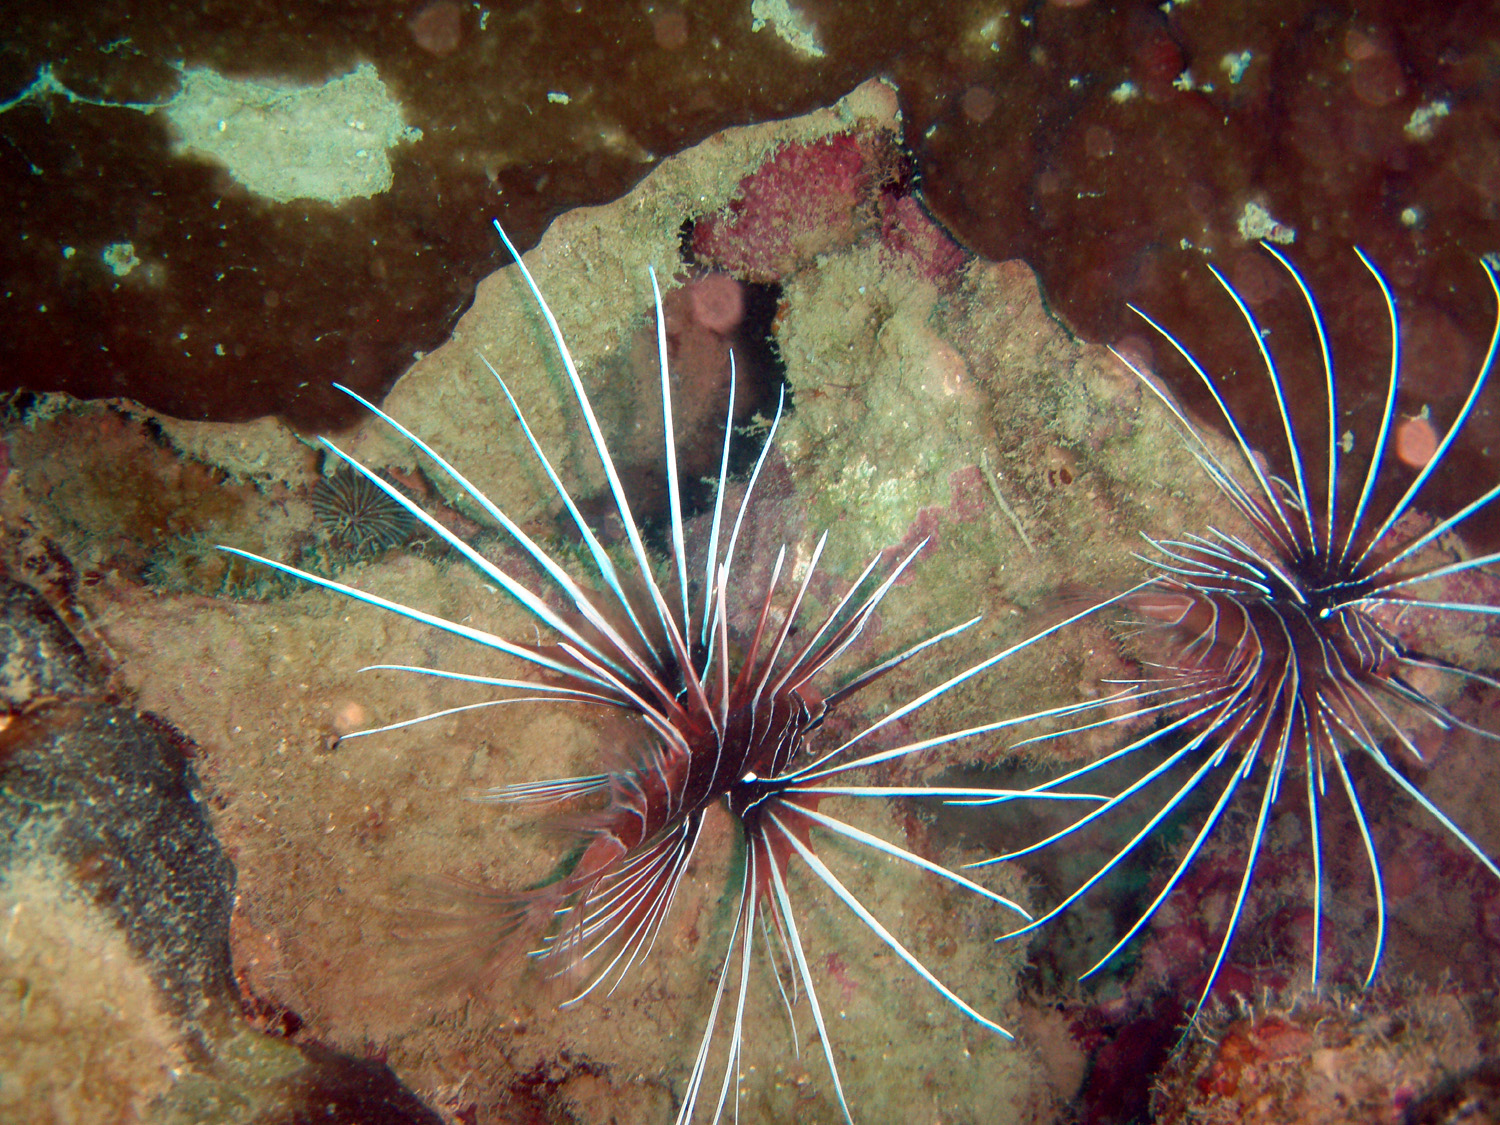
[1236,200,1296,245]
[750,0,827,59]
[163,63,423,204]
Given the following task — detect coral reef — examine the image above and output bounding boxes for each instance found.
[2,70,1497,1124]
[0,555,442,1124]
[1152,988,1485,1125]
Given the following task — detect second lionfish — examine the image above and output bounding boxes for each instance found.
[970,243,1500,1010]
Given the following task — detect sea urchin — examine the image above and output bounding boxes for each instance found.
[311,464,416,556]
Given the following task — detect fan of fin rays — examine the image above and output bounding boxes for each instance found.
[221,220,1110,1123]
[963,242,1500,1013]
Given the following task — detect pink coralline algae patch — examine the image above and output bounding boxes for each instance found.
[882,467,990,583]
[823,951,859,1005]
[878,193,969,285]
[946,463,990,522]
[887,506,946,583]
[692,131,902,281]
[692,128,969,291]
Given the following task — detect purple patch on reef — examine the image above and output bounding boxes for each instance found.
[947,464,987,522]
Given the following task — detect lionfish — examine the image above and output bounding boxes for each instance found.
[969,243,1500,1011]
[222,222,1100,1122]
